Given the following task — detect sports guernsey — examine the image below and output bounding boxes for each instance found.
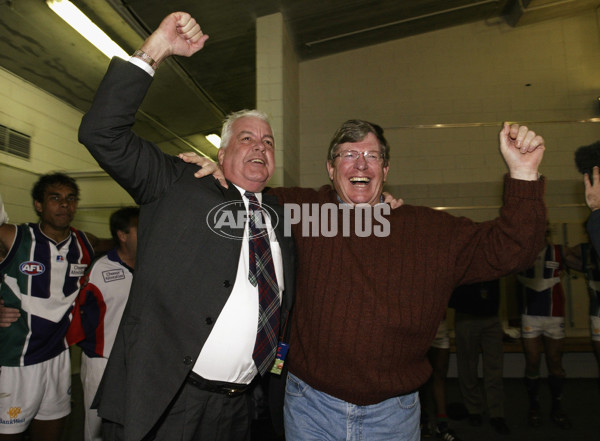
[517,244,565,317]
[0,223,93,366]
[69,248,133,358]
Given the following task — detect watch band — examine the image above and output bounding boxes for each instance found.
[132,49,158,70]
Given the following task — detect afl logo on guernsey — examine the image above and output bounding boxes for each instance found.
[19,261,46,275]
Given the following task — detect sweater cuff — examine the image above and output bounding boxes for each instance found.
[503,173,545,200]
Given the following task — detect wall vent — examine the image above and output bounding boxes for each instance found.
[0,124,31,159]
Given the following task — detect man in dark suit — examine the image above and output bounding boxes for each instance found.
[78,12,295,441]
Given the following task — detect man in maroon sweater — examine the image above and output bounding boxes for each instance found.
[186,118,546,440]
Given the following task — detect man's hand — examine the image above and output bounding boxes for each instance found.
[382,192,404,209]
[585,166,600,211]
[178,152,228,188]
[499,122,545,181]
[0,299,20,328]
[140,12,209,67]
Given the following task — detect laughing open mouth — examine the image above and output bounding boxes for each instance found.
[350,177,370,185]
[249,158,265,164]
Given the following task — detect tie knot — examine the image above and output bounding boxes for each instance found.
[245,191,259,205]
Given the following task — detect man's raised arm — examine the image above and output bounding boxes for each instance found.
[133,12,209,70]
[499,122,545,181]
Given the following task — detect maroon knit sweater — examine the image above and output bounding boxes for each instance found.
[268,175,546,405]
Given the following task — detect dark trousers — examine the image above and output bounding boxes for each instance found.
[454,312,505,418]
[102,380,253,441]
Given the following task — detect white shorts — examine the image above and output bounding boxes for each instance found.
[591,316,600,342]
[80,353,108,441]
[431,319,450,349]
[0,350,71,434]
[521,314,565,340]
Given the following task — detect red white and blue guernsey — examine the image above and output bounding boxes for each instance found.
[0,223,93,366]
[517,244,565,317]
[68,248,133,358]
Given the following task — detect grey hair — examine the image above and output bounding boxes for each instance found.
[219,109,271,149]
[327,119,390,167]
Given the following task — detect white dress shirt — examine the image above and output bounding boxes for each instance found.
[193,186,284,384]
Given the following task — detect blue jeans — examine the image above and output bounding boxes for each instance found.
[284,372,420,441]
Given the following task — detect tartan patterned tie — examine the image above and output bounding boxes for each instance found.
[245,192,280,375]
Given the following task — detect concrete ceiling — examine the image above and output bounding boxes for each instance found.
[0,0,598,158]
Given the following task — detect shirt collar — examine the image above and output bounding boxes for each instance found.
[233,183,262,206]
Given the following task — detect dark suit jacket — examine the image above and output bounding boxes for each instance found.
[588,210,600,259]
[79,58,296,441]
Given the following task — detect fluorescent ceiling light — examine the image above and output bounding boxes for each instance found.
[205,134,221,149]
[46,0,128,60]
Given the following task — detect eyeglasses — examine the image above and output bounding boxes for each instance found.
[332,150,384,163]
[47,195,78,204]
